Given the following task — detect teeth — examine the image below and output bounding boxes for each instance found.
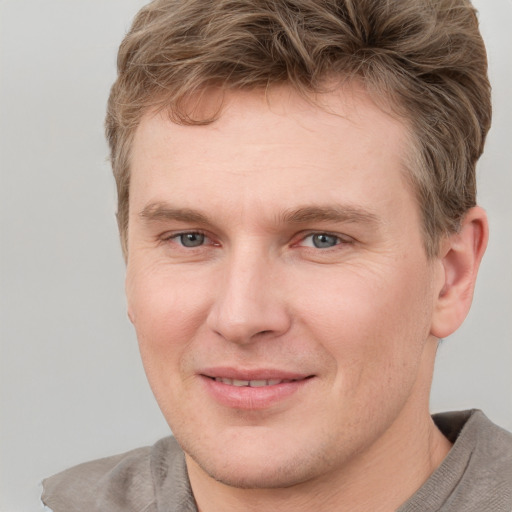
[214,377,293,387]
[232,379,250,387]
[249,380,267,387]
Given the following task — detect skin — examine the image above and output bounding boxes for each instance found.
[125,85,487,511]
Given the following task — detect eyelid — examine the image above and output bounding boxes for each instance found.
[160,229,218,246]
[294,231,353,247]
[158,229,353,249]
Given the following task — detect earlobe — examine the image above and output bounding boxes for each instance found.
[430,206,488,339]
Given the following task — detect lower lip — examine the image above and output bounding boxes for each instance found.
[200,376,312,410]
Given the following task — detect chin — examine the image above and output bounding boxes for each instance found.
[197,457,316,489]
[183,436,333,490]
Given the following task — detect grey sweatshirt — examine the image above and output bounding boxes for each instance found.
[42,410,512,511]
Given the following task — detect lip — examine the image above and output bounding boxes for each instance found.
[199,367,314,410]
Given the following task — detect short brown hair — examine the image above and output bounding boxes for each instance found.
[106,0,491,258]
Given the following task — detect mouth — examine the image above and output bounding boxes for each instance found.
[199,370,314,409]
[208,377,307,387]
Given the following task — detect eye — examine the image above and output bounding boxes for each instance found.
[175,232,206,247]
[301,233,341,249]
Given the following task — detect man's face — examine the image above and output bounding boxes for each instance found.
[126,86,442,488]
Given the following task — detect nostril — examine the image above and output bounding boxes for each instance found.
[256,330,272,336]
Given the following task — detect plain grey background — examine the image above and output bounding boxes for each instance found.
[0,1,511,510]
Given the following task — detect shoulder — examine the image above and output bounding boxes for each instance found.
[434,409,512,465]
[42,436,185,512]
[457,409,512,504]
[402,410,512,512]
[445,410,512,510]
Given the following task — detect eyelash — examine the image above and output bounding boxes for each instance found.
[162,230,215,248]
[161,230,351,251]
[297,232,346,249]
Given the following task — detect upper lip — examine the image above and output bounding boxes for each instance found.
[199,367,313,381]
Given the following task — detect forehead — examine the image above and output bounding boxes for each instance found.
[129,85,414,224]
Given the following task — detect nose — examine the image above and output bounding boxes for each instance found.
[206,247,291,344]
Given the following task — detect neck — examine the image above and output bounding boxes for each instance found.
[187,412,451,512]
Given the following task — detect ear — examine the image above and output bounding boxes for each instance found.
[430,206,488,339]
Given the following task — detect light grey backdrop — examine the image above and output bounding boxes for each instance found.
[0,1,510,510]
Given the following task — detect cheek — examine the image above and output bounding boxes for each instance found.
[126,266,212,369]
[295,262,433,384]
[126,267,217,424]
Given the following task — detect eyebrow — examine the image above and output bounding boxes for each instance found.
[140,203,211,224]
[139,202,380,228]
[279,205,381,226]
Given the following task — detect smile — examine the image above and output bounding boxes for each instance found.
[211,377,300,387]
[201,373,314,409]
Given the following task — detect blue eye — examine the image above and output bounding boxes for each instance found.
[178,232,205,247]
[301,233,341,249]
[311,233,339,248]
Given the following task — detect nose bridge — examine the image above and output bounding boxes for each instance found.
[207,242,289,343]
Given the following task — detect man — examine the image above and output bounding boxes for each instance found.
[42,0,512,510]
